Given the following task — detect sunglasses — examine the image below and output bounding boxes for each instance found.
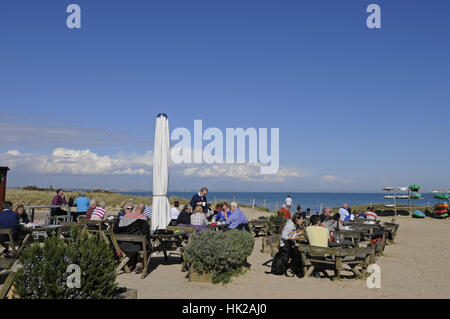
[126,208,133,211]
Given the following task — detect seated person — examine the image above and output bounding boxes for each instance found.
[90,200,107,221]
[86,199,97,220]
[89,201,108,230]
[13,203,30,224]
[296,204,306,219]
[278,204,291,219]
[176,204,192,225]
[0,201,20,256]
[73,193,90,222]
[113,205,150,273]
[280,213,305,247]
[206,203,214,221]
[51,189,67,216]
[338,204,350,221]
[119,203,134,219]
[306,215,330,248]
[143,205,152,219]
[190,206,208,226]
[215,202,231,222]
[322,213,344,232]
[365,206,377,221]
[226,202,249,231]
[319,207,331,223]
[306,208,311,217]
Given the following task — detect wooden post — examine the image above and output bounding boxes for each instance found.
[394,188,397,216]
[275,201,278,211]
[0,167,9,208]
[263,199,266,208]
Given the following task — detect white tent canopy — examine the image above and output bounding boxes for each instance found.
[151,113,171,231]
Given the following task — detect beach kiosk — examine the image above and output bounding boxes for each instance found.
[0,166,9,207]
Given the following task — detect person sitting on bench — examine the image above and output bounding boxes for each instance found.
[306,215,330,248]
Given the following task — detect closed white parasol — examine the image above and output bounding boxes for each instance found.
[151,113,171,231]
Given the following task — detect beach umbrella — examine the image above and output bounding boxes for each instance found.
[151,113,171,231]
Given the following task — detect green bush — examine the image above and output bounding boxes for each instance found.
[268,213,287,234]
[14,227,117,299]
[183,229,254,284]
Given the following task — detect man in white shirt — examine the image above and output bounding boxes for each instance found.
[170,201,180,224]
[338,203,350,221]
[284,195,293,212]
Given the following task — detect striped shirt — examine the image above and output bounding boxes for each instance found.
[144,206,152,219]
[366,211,377,220]
[91,207,106,221]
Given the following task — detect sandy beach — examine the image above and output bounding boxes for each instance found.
[113,208,450,299]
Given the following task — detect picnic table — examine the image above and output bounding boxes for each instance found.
[25,205,72,224]
[19,225,63,240]
[297,243,376,279]
[149,231,187,260]
[248,220,267,237]
[207,223,227,231]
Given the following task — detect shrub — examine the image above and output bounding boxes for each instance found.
[268,213,287,234]
[14,227,117,299]
[183,229,254,284]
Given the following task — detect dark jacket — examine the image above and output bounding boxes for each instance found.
[0,210,20,236]
[190,193,208,213]
[176,210,191,225]
[113,218,150,253]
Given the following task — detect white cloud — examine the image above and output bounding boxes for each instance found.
[323,175,340,182]
[183,163,305,183]
[0,148,152,175]
[0,147,306,183]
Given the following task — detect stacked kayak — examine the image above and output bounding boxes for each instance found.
[432,193,449,219]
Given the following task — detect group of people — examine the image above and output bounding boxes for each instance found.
[173,187,250,232]
[275,203,379,278]
[279,196,378,222]
[280,203,378,249]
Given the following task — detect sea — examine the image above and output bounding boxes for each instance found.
[119,191,439,212]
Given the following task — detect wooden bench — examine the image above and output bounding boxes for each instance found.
[0,228,29,271]
[109,233,151,279]
[380,221,399,243]
[77,219,111,244]
[0,271,16,299]
[297,244,376,280]
[166,226,196,272]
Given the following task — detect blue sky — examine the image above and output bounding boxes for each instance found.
[1,0,450,192]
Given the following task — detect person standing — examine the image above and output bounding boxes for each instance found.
[278,204,291,219]
[190,187,208,213]
[170,201,181,225]
[284,195,293,212]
